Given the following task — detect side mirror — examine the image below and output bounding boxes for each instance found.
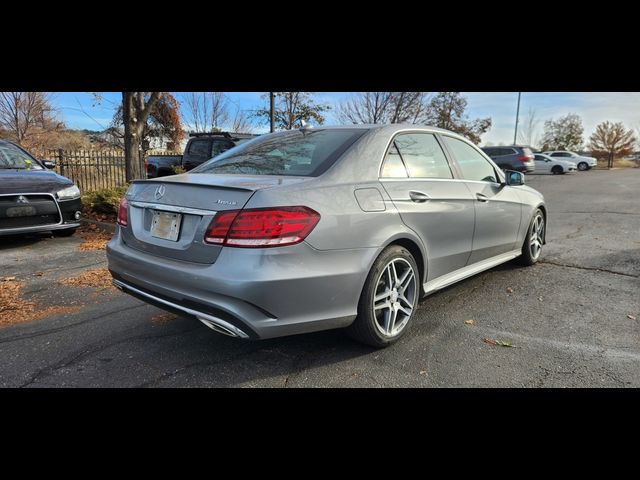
[504,170,525,186]
[42,160,56,169]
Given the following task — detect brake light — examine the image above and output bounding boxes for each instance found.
[117,198,128,227]
[518,155,533,163]
[204,206,320,248]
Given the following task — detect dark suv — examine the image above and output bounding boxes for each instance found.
[481,146,535,173]
[182,132,257,171]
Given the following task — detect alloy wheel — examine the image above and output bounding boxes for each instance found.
[372,258,417,337]
[529,214,545,260]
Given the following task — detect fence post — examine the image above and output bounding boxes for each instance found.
[58,149,65,176]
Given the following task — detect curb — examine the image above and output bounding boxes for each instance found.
[81,218,116,233]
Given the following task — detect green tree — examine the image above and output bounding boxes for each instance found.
[541,113,584,151]
[255,92,330,130]
[424,92,492,144]
[588,121,636,169]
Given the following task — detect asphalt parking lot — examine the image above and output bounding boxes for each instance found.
[1,168,639,387]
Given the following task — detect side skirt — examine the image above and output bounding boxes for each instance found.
[423,249,522,296]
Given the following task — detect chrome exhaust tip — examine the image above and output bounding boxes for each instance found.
[197,316,246,338]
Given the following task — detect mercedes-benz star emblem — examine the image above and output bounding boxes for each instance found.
[17,195,29,204]
[154,185,166,200]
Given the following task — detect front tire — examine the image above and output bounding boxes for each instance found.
[551,165,563,175]
[517,209,545,266]
[347,245,419,348]
[577,162,588,171]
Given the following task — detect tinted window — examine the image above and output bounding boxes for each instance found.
[381,143,408,177]
[551,152,570,157]
[482,147,497,157]
[495,148,514,156]
[534,155,546,161]
[211,140,234,157]
[444,136,497,183]
[189,140,210,156]
[194,129,366,177]
[0,144,43,170]
[393,133,452,179]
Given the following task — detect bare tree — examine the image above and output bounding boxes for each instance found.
[0,92,58,143]
[517,107,540,148]
[336,92,430,125]
[182,92,229,132]
[231,107,253,133]
[588,121,636,169]
[122,92,163,181]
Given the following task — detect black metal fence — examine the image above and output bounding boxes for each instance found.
[39,149,177,192]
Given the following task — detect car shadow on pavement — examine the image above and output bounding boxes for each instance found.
[0,233,57,251]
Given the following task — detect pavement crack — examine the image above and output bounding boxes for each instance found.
[538,260,638,278]
[0,304,147,344]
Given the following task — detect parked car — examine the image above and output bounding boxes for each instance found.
[542,151,597,171]
[107,125,546,347]
[181,132,258,171]
[533,153,576,174]
[0,140,82,237]
[146,154,183,178]
[480,146,535,173]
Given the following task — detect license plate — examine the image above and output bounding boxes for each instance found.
[150,210,182,241]
[6,206,37,217]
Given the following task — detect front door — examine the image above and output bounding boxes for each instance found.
[379,132,476,282]
[441,135,522,265]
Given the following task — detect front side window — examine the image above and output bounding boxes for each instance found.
[194,129,366,177]
[393,133,452,179]
[443,136,497,183]
[0,144,42,170]
[551,152,570,158]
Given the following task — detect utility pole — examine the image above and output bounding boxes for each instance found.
[513,92,522,145]
[269,92,275,133]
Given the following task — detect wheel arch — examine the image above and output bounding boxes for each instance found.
[379,234,427,292]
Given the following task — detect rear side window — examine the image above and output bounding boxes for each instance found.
[393,133,452,179]
[381,144,408,178]
[189,140,210,156]
[443,136,497,183]
[194,129,366,177]
[551,152,569,157]
[495,148,514,156]
[522,147,533,156]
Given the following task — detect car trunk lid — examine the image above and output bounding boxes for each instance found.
[120,174,311,264]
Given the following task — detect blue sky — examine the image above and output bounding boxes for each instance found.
[50,92,640,146]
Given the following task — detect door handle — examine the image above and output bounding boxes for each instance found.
[409,191,430,203]
[476,193,489,202]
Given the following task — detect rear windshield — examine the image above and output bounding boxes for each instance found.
[522,147,533,156]
[192,129,366,177]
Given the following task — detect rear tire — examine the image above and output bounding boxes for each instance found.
[52,228,77,237]
[517,209,544,266]
[347,245,419,348]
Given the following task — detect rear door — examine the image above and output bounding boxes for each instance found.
[441,135,522,265]
[379,132,475,281]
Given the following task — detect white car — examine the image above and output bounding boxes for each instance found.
[533,153,577,175]
[542,151,597,171]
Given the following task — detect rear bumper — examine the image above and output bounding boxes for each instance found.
[106,228,378,339]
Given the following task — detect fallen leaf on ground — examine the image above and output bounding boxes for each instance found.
[419,370,427,375]
[151,312,178,325]
[60,268,115,290]
[506,287,514,293]
[483,338,514,348]
[35,272,44,277]
[464,319,475,325]
[538,296,543,301]
[3,277,16,282]
[628,314,637,320]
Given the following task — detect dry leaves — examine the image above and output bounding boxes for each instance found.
[483,338,514,348]
[60,268,115,290]
[152,312,178,325]
[464,319,475,325]
[0,280,81,327]
[77,226,113,251]
[506,287,514,294]
[628,314,637,320]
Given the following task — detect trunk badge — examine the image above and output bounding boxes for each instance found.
[154,185,166,200]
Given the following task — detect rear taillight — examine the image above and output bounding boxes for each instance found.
[117,198,128,227]
[518,155,534,163]
[204,206,320,248]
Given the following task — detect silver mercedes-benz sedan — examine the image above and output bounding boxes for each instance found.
[107,124,546,347]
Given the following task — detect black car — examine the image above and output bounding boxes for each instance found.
[0,140,82,237]
[181,132,258,171]
[146,154,183,178]
[481,145,535,173]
